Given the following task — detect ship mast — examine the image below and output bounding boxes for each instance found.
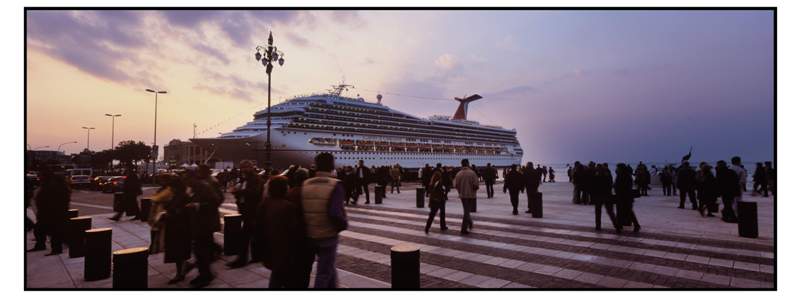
[329,83,354,96]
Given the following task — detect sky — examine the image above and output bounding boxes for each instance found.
[25,10,775,163]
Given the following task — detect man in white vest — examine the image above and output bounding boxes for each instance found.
[301,153,348,288]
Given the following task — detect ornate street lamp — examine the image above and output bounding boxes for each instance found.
[254,31,286,169]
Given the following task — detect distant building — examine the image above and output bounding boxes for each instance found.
[163,139,212,167]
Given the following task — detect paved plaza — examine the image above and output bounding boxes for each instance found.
[25,182,775,289]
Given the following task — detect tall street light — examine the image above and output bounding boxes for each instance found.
[255,31,286,169]
[146,89,167,179]
[81,126,95,151]
[105,113,122,150]
[57,141,77,153]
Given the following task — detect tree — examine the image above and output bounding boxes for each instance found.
[114,140,151,167]
[90,149,114,169]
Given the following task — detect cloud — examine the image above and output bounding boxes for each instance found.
[26,11,150,84]
[434,54,459,71]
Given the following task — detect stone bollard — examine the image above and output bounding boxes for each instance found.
[223,214,243,256]
[112,247,149,289]
[530,192,543,218]
[84,228,112,281]
[416,188,425,208]
[737,201,758,238]
[68,216,92,258]
[113,192,125,212]
[390,244,420,289]
[66,209,79,219]
[139,198,152,222]
[375,185,385,204]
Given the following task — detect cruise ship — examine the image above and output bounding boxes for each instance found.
[191,84,523,169]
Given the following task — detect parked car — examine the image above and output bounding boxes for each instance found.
[102,176,126,193]
[91,176,113,191]
[66,168,93,188]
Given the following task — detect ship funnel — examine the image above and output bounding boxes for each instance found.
[452,94,482,120]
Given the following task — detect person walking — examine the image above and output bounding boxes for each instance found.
[390,164,402,194]
[634,163,650,197]
[730,156,748,215]
[300,153,348,288]
[548,167,555,183]
[591,164,621,232]
[482,163,498,198]
[109,169,143,221]
[149,175,192,284]
[228,160,264,268]
[424,171,449,234]
[614,164,640,232]
[453,159,479,234]
[503,164,524,215]
[716,161,740,223]
[354,160,372,204]
[184,169,223,287]
[676,161,698,209]
[696,164,718,217]
[259,175,308,288]
[571,162,584,204]
[522,162,541,215]
[28,166,71,255]
[765,162,776,197]
[660,166,673,196]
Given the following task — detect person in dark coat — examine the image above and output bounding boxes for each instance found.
[228,160,264,267]
[149,175,192,284]
[715,161,740,223]
[354,160,372,204]
[503,164,525,215]
[548,167,555,183]
[109,169,143,221]
[591,164,620,232]
[259,175,309,288]
[522,162,541,215]
[696,164,717,217]
[421,163,433,197]
[424,171,448,234]
[752,162,765,196]
[184,170,222,288]
[634,162,650,197]
[660,166,673,196]
[29,167,71,254]
[614,164,640,232]
[482,163,498,199]
[676,161,698,209]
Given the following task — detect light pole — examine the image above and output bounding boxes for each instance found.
[57,141,77,153]
[145,89,167,179]
[255,31,286,169]
[105,113,122,150]
[81,126,95,151]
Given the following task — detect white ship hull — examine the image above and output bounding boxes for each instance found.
[194,127,522,169]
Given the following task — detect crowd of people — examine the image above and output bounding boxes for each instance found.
[25,153,776,288]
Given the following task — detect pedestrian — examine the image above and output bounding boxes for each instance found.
[567,165,573,183]
[660,166,673,196]
[184,169,222,287]
[591,164,621,232]
[730,156,748,215]
[571,162,583,204]
[109,168,143,221]
[453,159,479,234]
[523,162,541,215]
[228,160,264,268]
[482,163,497,198]
[421,164,433,197]
[259,175,308,288]
[614,164,641,232]
[634,162,650,197]
[548,167,555,183]
[390,164,402,194]
[424,171,448,234]
[354,160,372,204]
[149,174,192,284]
[28,166,71,255]
[752,162,765,196]
[696,164,718,217]
[300,153,348,288]
[716,160,740,223]
[676,161,698,209]
[765,161,776,197]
